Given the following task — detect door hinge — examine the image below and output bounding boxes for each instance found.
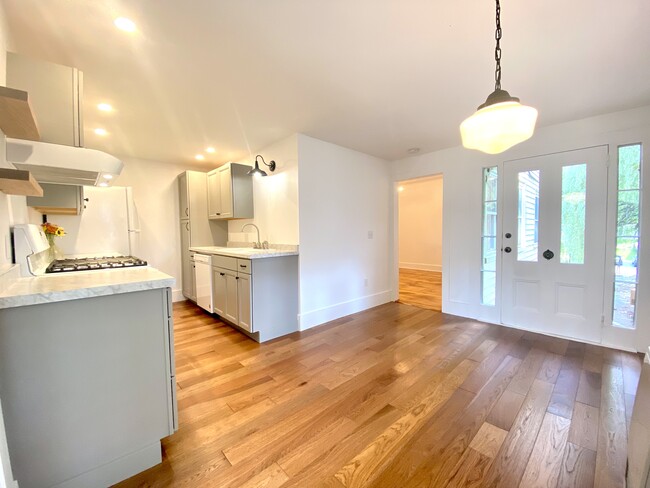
[601,315,605,325]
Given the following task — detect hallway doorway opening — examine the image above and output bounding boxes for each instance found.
[397,175,443,311]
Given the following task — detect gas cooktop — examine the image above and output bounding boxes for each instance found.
[45,256,148,274]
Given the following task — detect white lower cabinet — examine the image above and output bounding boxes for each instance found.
[208,253,299,342]
[212,263,249,330]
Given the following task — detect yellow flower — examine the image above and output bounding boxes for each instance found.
[55,228,65,236]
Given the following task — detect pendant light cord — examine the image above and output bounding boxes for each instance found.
[494,0,502,91]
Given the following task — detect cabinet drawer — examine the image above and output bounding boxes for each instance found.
[237,259,252,274]
[211,254,237,271]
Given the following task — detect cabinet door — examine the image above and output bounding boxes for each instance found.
[178,173,189,219]
[180,221,193,298]
[212,268,227,316]
[207,170,221,218]
[224,271,239,324]
[218,165,233,219]
[237,273,253,332]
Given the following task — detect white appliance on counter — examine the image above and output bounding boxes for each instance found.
[628,348,650,488]
[194,253,213,313]
[11,224,50,276]
[52,186,140,257]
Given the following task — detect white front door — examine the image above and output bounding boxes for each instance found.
[501,146,608,343]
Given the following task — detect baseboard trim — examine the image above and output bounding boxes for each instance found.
[172,289,185,302]
[51,442,161,488]
[399,262,442,272]
[299,290,392,331]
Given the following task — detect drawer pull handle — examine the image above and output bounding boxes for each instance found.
[220,272,225,276]
[240,264,247,268]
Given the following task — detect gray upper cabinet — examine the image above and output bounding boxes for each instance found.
[207,163,253,220]
[6,52,83,147]
[26,183,85,215]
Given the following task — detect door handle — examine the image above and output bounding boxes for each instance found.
[543,249,555,260]
[504,247,512,253]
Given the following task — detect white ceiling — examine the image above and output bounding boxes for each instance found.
[3,0,650,166]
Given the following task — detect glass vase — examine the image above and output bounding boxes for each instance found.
[46,234,64,261]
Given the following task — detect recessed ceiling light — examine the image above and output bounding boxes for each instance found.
[94,128,108,136]
[398,186,405,192]
[99,182,109,187]
[97,103,113,112]
[102,174,113,180]
[407,147,420,154]
[195,154,205,161]
[206,147,216,153]
[114,17,137,32]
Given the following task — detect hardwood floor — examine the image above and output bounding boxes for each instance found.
[398,268,442,311]
[114,300,641,488]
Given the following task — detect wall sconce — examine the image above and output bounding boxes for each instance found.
[247,155,276,177]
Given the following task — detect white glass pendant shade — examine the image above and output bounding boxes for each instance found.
[461,101,538,154]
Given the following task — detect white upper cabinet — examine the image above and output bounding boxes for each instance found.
[6,52,83,147]
[207,163,253,220]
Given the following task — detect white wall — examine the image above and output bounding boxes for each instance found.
[391,105,650,352]
[298,134,392,329]
[114,157,205,300]
[228,134,299,245]
[398,175,443,272]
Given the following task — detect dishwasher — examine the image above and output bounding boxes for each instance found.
[194,253,213,313]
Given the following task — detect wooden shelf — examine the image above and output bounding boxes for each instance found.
[0,86,40,140]
[0,169,43,197]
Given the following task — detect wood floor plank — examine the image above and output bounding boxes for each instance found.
[547,367,581,419]
[508,348,546,395]
[595,362,628,488]
[558,442,597,488]
[481,380,554,488]
[536,352,563,384]
[468,422,508,459]
[576,370,602,408]
[486,389,526,431]
[518,412,571,488]
[568,402,599,451]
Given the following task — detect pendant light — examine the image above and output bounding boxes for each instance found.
[460,0,538,154]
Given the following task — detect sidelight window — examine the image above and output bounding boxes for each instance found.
[613,144,642,329]
[481,167,498,306]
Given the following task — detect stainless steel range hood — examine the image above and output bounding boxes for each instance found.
[5,138,123,186]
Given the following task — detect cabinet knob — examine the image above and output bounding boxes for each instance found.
[236,276,239,280]
[220,272,225,276]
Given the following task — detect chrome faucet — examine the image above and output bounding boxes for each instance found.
[241,223,263,249]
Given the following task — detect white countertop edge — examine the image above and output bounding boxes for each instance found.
[0,268,175,310]
[189,247,299,259]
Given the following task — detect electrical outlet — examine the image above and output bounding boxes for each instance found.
[367,230,373,239]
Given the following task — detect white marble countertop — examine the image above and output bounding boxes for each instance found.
[189,246,299,259]
[0,267,175,309]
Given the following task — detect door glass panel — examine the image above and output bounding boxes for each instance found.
[617,190,640,237]
[560,164,586,264]
[618,145,641,190]
[481,271,496,307]
[613,281,637,329]
[481,167,498,306]
[483,202,497,235]
[517,170,539,262]
[612,143,642,329]
[482,237,497,271]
